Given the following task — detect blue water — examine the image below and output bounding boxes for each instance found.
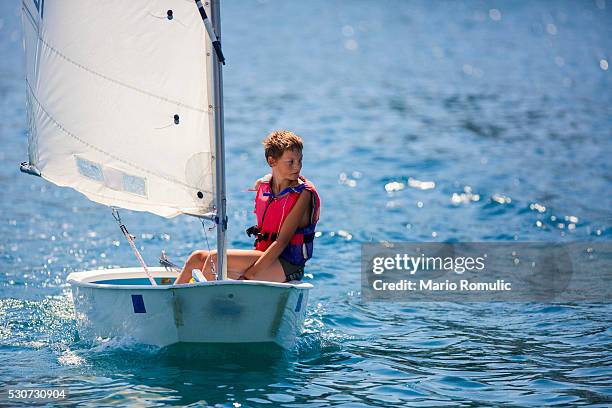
[1,0,611,406]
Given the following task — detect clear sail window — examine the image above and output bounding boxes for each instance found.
[75,156,104,182]
[122,173,147,197]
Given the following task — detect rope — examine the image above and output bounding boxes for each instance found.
[200,218,217,280]
[112,208,157,286]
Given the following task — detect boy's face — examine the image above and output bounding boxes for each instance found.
[269,149,303,181]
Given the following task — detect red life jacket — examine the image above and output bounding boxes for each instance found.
[249,175,320,265]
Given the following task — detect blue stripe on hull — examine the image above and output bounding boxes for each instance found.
[95,278,173,286]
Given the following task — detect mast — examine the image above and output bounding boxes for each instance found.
[210,0,228,280]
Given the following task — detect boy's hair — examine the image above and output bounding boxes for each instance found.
[263,130,303,161]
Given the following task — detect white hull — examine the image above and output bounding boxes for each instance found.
[67,268,312,350]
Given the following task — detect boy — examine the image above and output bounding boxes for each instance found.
[174,130,320,283]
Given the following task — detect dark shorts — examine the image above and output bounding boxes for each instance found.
[279,257,304,282]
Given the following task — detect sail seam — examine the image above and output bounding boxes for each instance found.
[26,80,210,192]
[35,33,208,114]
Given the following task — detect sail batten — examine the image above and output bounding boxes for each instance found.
[21,0,216,218]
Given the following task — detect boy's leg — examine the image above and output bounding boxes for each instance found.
[246,263,286,282]
[201,249,286,282]
[174,250,210,284]
[225,249,286,282]
[175,249,286,283]
[213,249,263,279]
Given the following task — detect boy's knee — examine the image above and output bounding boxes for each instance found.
[190,250,208,260]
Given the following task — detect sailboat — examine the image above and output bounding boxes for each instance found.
[20,0,312,349]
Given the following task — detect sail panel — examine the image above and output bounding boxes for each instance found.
[22,0,215,217]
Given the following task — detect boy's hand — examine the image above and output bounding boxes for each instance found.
[241,266,256,280]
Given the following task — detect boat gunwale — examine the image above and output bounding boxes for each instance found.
[67,267,313,291]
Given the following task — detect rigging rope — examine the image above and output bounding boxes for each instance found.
[112,208,157,286]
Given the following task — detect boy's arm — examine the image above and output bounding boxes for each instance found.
[242,190,311,279]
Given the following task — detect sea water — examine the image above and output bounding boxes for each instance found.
[0,0,610,406]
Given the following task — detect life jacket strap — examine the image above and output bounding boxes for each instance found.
[256,231,278,243]
[245,225,260,237]
[255,231,315,244]
[262,182,306,199]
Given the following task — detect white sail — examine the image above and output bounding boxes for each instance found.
[21,0,216,218]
